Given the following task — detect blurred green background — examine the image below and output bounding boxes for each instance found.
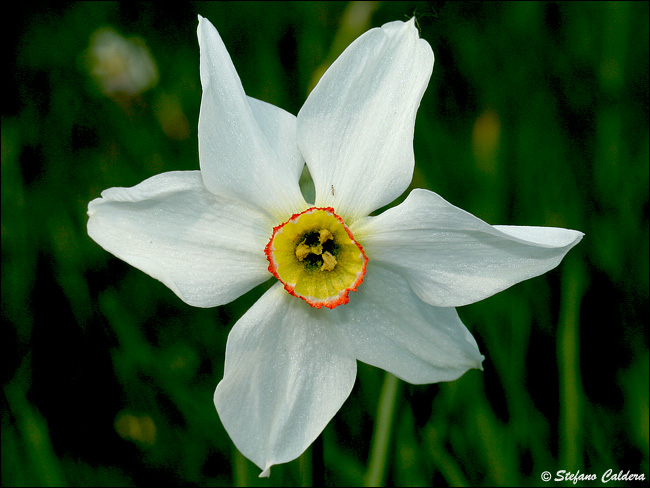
[2,1,648,486]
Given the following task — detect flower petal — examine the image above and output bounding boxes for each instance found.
[352,189,585,307]
[197,16,305,221]
[87,171,272,307]
[214,283,356,477]
[333,264,484,384]
[297,19,434,222]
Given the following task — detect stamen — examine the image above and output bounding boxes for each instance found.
[294,228,337,271]
[319,229,333,244]
[295,240,311,261]
[321,251,337,271]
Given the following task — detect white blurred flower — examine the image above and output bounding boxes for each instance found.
[87,16,583,476]
[88,27,158,97]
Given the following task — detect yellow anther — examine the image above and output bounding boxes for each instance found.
[295,239,324,261]
[295,240,311,261]
[319,229,333,244]
[321,251,337,271]
[312,242,324,255]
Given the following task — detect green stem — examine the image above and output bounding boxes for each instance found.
[364,372,400,487]
[234,449,249,486]
[557,257,586,470]
[298,444,312,487]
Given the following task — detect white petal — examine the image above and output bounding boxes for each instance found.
[352,189,584,307]
[297,19,434,222]
[214,283,356,476]
[197,16,305,221]
[333,264,484,384]
[87,171,272,307]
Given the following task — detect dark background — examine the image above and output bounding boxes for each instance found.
[3,2,648,486]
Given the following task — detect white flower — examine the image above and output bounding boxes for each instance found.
[87,27,158,97]
[87,16,583,477]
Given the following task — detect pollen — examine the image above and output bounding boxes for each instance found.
[265,207,368,309]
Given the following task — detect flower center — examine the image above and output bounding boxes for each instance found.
[265,207,368,309]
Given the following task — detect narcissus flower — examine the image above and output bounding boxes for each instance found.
[87,16,583,476]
